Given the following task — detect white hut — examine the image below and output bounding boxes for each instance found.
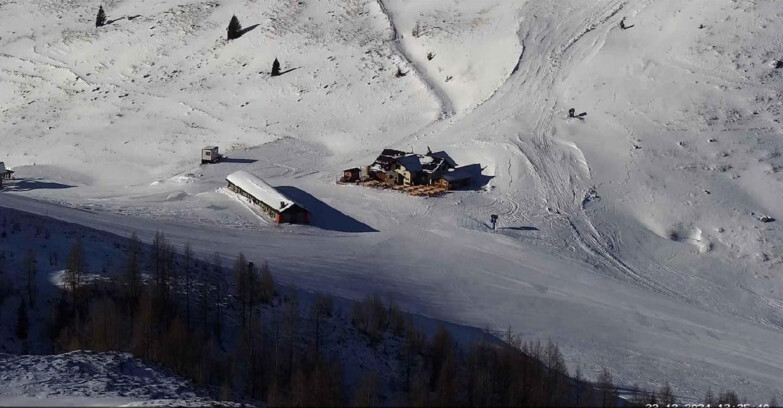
[226,171,310,224]
[202,146,220,164]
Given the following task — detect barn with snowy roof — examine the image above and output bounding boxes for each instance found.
[0,162,13,180]
[226,170,310,224]
[0,162,12,190]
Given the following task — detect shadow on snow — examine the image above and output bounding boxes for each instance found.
[2,179,75,192]
[276,186,377,233]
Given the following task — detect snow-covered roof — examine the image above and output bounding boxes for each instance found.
[226,171,301,212]
[421,157,447,173]
[203,146,217,150]
[372,149,406,171]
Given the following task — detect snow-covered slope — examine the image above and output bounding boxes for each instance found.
[0,0,443,185]
[0,351,237,407]
[3,0,783,401]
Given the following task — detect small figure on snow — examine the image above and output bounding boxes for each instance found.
[620,18,634,30]
[490,214,499,230]
[568,108,587,120]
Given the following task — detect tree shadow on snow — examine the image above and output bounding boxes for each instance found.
[262,67,301,76]
[276,186,377,233]
[239,24,260,37]
[277,67,300,76]
[2,179,75,192]
[105,17,126,25]
[220,158,257,164]
[501,226,539,231]
[106,15,142,25]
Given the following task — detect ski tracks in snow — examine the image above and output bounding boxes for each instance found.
[483,0,685,295]
[375,0,456,119]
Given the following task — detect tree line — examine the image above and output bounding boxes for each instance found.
[6,229,768,406]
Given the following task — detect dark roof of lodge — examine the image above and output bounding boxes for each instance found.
[372,149,407,170]
[375,149,405,163]
[397,155,422,172]
[370,148,459,174]
[429,151,457,168]
[442,168,472,182]
[381,148,406,157]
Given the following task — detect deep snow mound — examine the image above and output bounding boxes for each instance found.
[0,351,239,407]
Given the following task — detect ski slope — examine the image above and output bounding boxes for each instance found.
[2,0,783,401]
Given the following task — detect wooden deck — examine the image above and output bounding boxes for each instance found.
[348,179,447,197]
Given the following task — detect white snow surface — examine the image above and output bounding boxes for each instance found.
[2,0,783,401]
[0,351,238,407]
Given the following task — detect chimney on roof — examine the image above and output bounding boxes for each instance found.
[281,201,285,209]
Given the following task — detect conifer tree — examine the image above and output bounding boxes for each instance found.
[213,252,223,341]
[574,365,584,406]
[704,387,715,405]
[24,250,37,306]
[15,298,28,341]
[234,252,249,326]
[65,239,85,307]
[597,367,617,407]
[227,15,242,40]
[259,262,274,304]
[200,271,209,337]
[184,242,192,330]
[271,58,281,76]
[124,233,141,311]
[659,382,676,405]
[96,6,107,28]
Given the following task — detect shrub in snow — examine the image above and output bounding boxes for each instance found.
[96,6,106,28]
[411,22,421,38]
[271,58,281,76]
[227,15,242,40]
